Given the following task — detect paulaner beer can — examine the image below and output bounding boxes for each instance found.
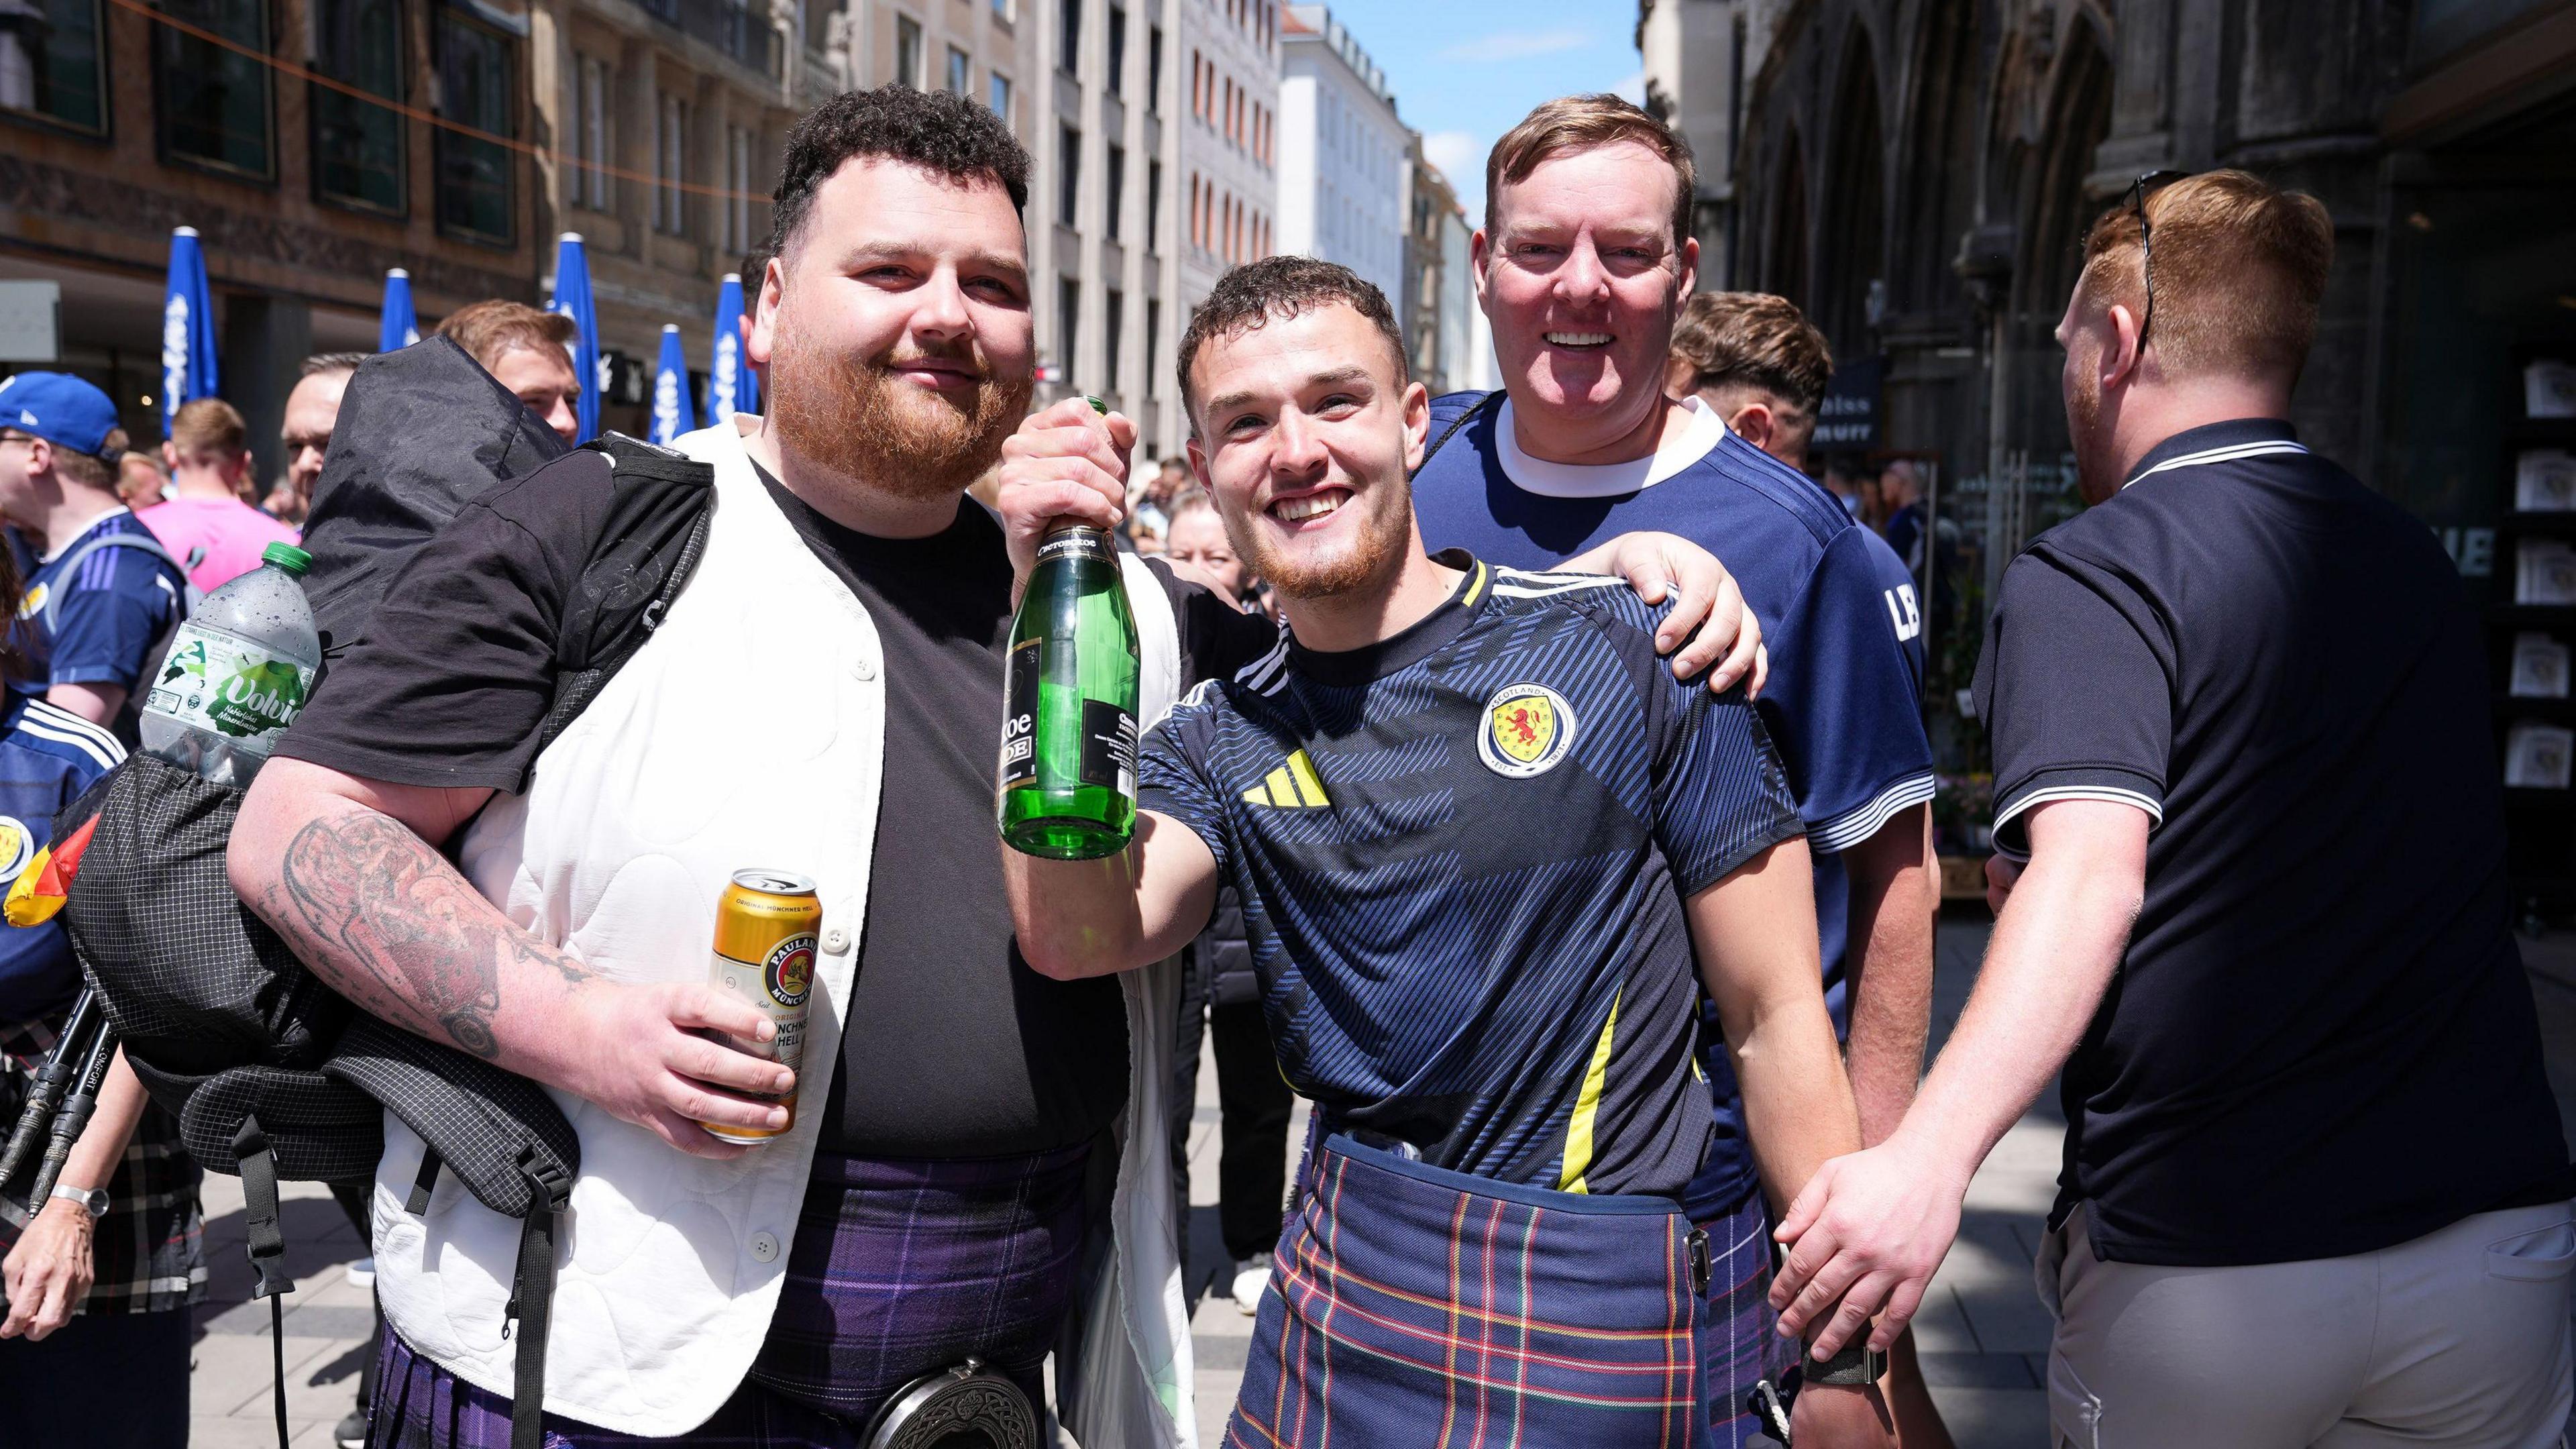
[702,869,820,1145]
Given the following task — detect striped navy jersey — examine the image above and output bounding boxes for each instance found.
[1137,555,1802,1199]
[0,690,122,1021]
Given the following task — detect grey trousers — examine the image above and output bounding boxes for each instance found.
[2039,1200,2575,1449]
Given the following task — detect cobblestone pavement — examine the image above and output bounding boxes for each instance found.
[190,914,2576,1446]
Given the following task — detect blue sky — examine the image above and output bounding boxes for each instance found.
[1320,3,1646,223]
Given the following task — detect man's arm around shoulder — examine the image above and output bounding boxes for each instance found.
[228,757,794,1159]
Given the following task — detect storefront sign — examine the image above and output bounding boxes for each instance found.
[1814,354,1884,453]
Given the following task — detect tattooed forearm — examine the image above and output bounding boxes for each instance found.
[268,809,583,1063]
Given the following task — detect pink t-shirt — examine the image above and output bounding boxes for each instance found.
[138,497,300,594]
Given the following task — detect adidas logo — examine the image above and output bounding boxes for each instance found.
[1242,749,1330,808]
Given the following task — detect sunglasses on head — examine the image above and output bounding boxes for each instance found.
[2126,169,2194,343]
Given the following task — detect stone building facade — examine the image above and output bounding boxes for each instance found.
[1648,0,2576,895]
[0,0,555,476]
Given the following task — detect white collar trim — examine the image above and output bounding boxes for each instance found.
[1492,395,1727,499]
[2122,438,2309,490]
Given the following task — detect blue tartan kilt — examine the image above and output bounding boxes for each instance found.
[1227,1133,1703,1449]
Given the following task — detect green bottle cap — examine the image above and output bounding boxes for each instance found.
[1083,394,1108,415]
[262,542,313,576]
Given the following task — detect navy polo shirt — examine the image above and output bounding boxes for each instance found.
[1411,392,1935,1214]
[1973,417,2571,1265]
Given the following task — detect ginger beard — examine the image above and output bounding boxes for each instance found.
[1219,469,1414,604]
[767,301,1032,501]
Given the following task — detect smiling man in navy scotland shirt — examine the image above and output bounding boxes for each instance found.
[1772,170,2574,1449]
[1406,96,1939,1446]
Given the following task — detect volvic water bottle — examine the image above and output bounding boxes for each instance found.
[998,399,1142,860]
[140,542,321,788]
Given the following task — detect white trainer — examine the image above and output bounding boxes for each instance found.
[1228,1257,1270,1315]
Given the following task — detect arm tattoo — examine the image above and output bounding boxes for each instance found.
[268,810,579,1061]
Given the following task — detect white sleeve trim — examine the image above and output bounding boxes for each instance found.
[1809,772,1937,855]
[1990,785,2164,861]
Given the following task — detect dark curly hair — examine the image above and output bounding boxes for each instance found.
[1175,256,1407,427]
[769,87,1030,257]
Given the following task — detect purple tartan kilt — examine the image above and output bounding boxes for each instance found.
[1227,1134,1702,1449]
[368,1143,1089,1448]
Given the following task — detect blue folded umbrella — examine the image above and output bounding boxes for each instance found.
[379,269,419,352]
[709,273,758,423]
[546,233,602,444]
[161,227,218,439]
[651,323,696,446]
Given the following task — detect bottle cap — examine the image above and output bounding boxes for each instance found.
[262,542,313,576]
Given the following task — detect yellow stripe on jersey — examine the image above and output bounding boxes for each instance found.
[1243,749,1330,808]
[1557,989,1622,1194]
[1458,559,1488,608]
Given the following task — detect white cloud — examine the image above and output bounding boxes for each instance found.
[1435,28,1593,64]
[1421,130,1480,183]
[1612,70,1647,106]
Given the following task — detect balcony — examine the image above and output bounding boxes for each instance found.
[636,0,780,79]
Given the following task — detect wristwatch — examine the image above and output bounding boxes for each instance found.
[47,1183,107,1220]
[1803,1341,1885,1387]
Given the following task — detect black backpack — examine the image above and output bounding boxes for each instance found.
[51,337,714,1449]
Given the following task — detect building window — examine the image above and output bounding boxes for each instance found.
[1104,287,1124,389]
[1106,6,1125,95]
[895,14,922,89]
[433,7,515,242]
[725,124,757,253]
[1057,276,1080,384]
[1146,158,1162,252]
[1144,298,1159,398]
[1059,0,1079,76]
[311,0,405,213]
[0,0,107,133]
[156,0,274,178]
[1105,143,1124,241]
[1057,123,1079,227]
[1146,25,1163,115]
[947,46,970,95]
[655,91,688,235]
[574,55,612,213]
[991,0,1012,19]
[987,72,1012,125]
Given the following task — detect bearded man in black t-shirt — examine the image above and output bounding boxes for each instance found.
[1771,171,2574,1449]
[227,87,1769,1448]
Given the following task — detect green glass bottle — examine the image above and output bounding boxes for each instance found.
[998,400,1142,860]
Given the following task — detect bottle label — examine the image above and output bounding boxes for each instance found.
[1080,698,1138,800]
[1000,638,1040,787]
[146,624,314,742]
[1036,528,1116,567]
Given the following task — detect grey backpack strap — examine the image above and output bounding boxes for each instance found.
[42,530,199,625]
[41,530,203,631]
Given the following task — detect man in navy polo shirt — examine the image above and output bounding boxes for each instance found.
[1772,170,2574,1448]
[1408,95,1938,1446]
[0,372,190,743]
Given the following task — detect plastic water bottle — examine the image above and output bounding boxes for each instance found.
[141,542,321,788]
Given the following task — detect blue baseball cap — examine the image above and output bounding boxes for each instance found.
[0,372,123,458]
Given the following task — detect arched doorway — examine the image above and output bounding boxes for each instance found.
[1817,29,1887,356]
[1764,125,1810,309]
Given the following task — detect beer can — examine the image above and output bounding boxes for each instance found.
[701,869,821,1145]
